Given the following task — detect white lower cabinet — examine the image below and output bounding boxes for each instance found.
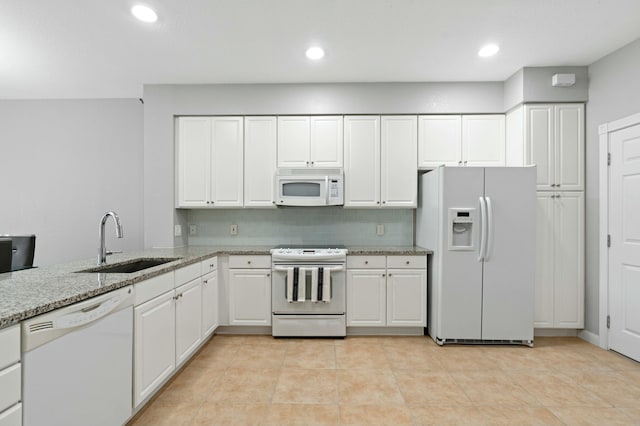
[0,325,20,426]
[228,268,272,326]
[201,270,219,338]
[175,278,202,366]
[134,290,176,408]
[0,403,21,426]
[346,256,427,328]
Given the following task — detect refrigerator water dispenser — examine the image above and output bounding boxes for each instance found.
[448,208,475,250]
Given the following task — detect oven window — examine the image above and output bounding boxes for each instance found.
[282,182,321,197]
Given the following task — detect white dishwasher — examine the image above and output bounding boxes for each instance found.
[21,286,133,426]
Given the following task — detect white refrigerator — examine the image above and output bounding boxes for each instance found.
[416,166,536,345]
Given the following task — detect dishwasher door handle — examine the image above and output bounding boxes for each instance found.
[54,295,123,329]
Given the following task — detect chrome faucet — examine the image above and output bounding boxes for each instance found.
[98,211,123,265]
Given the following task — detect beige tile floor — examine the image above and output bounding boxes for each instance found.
[129,335,640,426]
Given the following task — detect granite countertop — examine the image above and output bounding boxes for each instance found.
[0,245,431,329]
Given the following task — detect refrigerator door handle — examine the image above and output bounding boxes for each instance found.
[485,196,493,261]
[478,196,487,261]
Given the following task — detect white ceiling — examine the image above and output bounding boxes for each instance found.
[2,0,640,99]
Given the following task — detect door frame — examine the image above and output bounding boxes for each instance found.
[597,111,640,349]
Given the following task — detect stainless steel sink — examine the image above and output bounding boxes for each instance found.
[76,258,180,273]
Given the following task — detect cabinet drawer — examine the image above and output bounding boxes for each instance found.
[229,255,271,269]
[0,402,21,426]
[0,364,20,413]
[134,272,175,306]
[200,256,217,274]
[175,262,202,286]
[0,326,19,370]
[386,256,426,269]
[347,256,386,269]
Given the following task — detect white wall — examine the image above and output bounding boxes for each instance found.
[585,38,640,335]
[143,82,505,248]
[0,99,144,266]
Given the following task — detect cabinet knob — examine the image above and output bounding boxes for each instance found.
[458,161,462,165]
[463,161,468,165]
[388,273,392,277]
[556,194,561,199]
[406,261,410,265]
[311,161,315,165]
[306,161,310,165]
[382,201,386,204]
[203,280,207,284]
[382,273,386,277]
[247,260,251,264]
[272,201,276,204]
[376,201,380,204]
[210,264,214,268]
[267,273,270,277]
[364,261,369,265]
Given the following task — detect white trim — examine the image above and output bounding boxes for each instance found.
[578,329,600,346]
[598,111,640,351]
[534,328,578,337]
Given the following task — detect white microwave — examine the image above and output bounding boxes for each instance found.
[275,168,344,206]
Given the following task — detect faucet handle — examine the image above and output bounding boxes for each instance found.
[106,251,122,256]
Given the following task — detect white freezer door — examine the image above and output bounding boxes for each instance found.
[438,167,484,340]
[481,167,536,340]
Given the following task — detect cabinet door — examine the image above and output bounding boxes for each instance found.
[229,269,272,325]
[0,402,21,426]
[418,115,462,168]
[555,104,584,191]
[344,116,381,207]
[533,192,555,328]
[346,269,386,326]
[386,269,426,326]
[244,117,277,207]
[201,270,219,338]
[381,115,417,208]
[177,117,211,207]
[211,117,244,207]
[175,278,202,366]
[462,115,506,167]
[134,291,175,407]
[553,191,584,328]
[278,116,310,167]
[310,116,343,167]
[525,105,554,190]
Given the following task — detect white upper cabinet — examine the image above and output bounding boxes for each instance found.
[344,116,381,207]
[418,115,505,168]
[277,116,343,168]
[418,115,462,168]
[524,104,584,191]
[381,115,418,208]
[344,115,417,208]
[244,117,277,208]
[176,116,244,208]
[462,115,506,166]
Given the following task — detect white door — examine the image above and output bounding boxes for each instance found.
[310,116,343,167]
[609,123,640,362]
[553,191,584,328]
[344,116,381,207]
[175,279,202,366]
[201,270,219,338]
[346,269,386,326]
[277,116,310,167]
[462,115,506,167]
[211,117,244,207]
[534,192,555,328]
[244,117,277,207]
[229,269,272,325]
[482,167,536,340]
[418,115,462,168]
[177,117,211,207]
[525,105,554,190]
[381,115,417,208]
[555,104,584,191]
[133,291,175,408]
[386,269,426,326]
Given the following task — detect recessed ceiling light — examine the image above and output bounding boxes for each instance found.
[478,44,499,58]
[131,5,158,23]
[306,47,325,60]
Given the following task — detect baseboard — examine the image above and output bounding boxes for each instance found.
[215,325,272,335]
[534,328,579,337]
[578,329,603,347]
[346,327,425,336]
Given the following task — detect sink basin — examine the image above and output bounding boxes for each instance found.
[77,258,180,273]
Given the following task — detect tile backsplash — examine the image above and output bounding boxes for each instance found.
[187,207,414,246]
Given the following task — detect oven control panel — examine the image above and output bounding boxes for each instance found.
[271,248,347,262]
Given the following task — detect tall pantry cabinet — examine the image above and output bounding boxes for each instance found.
[507,103,585,329]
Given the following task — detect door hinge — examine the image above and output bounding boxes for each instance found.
[608,152,611,166]
[607,234,611,247]
[607,315,610,329]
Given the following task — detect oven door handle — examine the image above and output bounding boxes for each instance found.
[273,266,344,272]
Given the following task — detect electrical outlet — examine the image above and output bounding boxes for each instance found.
[174,225,182,237]
[189,224,197,236]
[376,224,385,236]
[230,224,238,235]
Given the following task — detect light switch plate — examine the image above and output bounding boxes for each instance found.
[376,224,385,236]
[189,224,197,236]
[230,224,238,235]
[174,225,182,237]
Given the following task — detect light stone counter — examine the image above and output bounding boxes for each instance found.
[0,245,431,329]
